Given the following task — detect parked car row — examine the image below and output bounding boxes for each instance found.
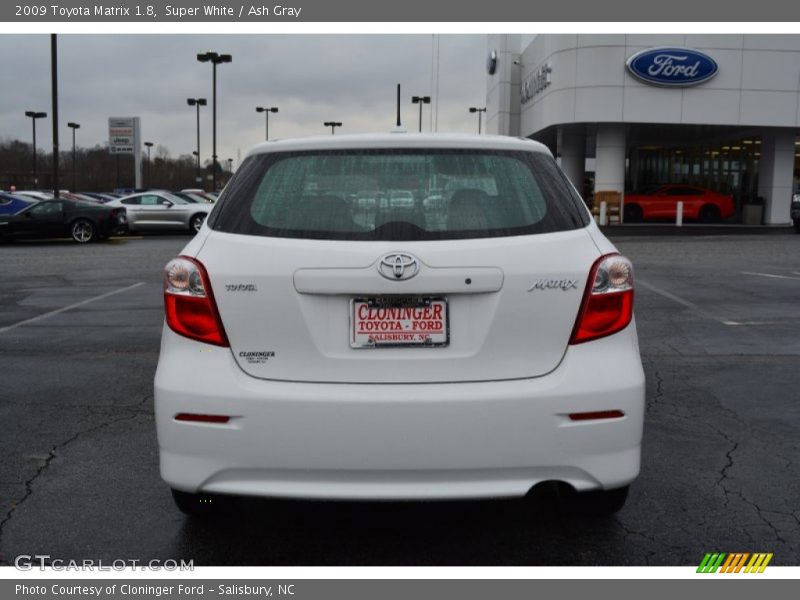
[0,188,217,243]
[0,198,128,243]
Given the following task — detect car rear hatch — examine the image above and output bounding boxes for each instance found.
[198,229,598,383]
[195,140,598,383]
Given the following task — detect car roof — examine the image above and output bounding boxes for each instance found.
[0,192,31,200]
[246,133,551,158]
[121,190,169,197]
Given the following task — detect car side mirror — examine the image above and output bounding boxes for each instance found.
[163,201,173,207]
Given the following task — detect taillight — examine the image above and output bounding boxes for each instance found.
[570,254,634,344]
[174,413,231,424]
[163,256,228,346]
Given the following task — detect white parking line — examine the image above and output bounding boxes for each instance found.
[0,282,146,334]
[636,279,728,324]
[723,321,787,326]
[742,271,800,282]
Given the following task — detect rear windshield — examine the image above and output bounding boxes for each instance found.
[208,149,589,241]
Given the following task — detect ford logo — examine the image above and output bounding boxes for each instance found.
[626,47,718,87]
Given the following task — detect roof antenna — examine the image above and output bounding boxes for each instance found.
[391,83,407,133]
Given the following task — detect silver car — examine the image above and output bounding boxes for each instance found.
[108,191,211,233]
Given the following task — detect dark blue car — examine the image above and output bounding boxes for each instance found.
[0,192,34,215]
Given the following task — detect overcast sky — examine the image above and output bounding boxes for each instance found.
[0,34,488,168]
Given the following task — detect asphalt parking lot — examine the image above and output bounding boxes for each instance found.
[0,231,798,566]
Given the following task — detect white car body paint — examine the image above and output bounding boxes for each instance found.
[155,134,645,501]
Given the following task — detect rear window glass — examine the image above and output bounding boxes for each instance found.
[209,149,589,241]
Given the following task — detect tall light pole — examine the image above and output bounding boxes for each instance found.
[187,98,206,186]
[324,121,342,135]
[67,122,80,191]
[24,111,47,187]
[144,141,153,186]
[411,96,431,133]
[256,106,279,141]
[197,51,232,192]
[469,107,487,134]
[51,34,60,198]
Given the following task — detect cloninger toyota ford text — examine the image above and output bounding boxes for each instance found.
[154,134,645,517]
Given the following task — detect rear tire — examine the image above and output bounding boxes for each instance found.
[623,204,643,223]
[793,219,800,233]
[568,485,630,517]
[189,214,205,234]
[70,219,95,243]
[698,204,721,223]
[171,488,219,517]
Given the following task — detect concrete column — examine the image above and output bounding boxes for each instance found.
[485,34,521,136]
[757,129,796,225]
[594,124,626,195]
[558,126,586,193]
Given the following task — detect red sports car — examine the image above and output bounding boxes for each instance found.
[624,185,735,222]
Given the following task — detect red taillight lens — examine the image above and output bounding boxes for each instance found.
[163,256,228,347]
[568,410,625,421]
[570,254,634,344]
[174,413,231,424]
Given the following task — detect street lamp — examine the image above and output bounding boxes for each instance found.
[144,141,154,185]
[324,121,342,135]
[256,106,279,141]
[24,111,47,186]
[469,107,487,134]
[197,50,232,191]
[67,122,80,191]
[411,96,431,133]
[187,98,207,185]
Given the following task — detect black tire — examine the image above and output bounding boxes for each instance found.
[698,204,721,223]
[793,219,800,233]
[189,214,206,234]
[171,488,219,517]
[623,204,643,223]
[568,485,630,517]
[70,219,95,243]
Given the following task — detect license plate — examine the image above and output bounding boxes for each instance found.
[351,297,449,348]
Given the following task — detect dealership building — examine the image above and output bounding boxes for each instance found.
[485,34,800,224]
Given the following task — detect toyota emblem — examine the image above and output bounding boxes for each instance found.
[378,253,420,280]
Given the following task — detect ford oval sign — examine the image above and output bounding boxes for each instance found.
[626,47,718,87]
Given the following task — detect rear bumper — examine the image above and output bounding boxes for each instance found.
[154,324,645,500]
[97,220,128,237]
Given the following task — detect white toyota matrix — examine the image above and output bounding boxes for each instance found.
[154,134,645,517]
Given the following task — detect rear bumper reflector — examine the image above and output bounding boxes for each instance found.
[568,410,625,421]
[174,413,231,424]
